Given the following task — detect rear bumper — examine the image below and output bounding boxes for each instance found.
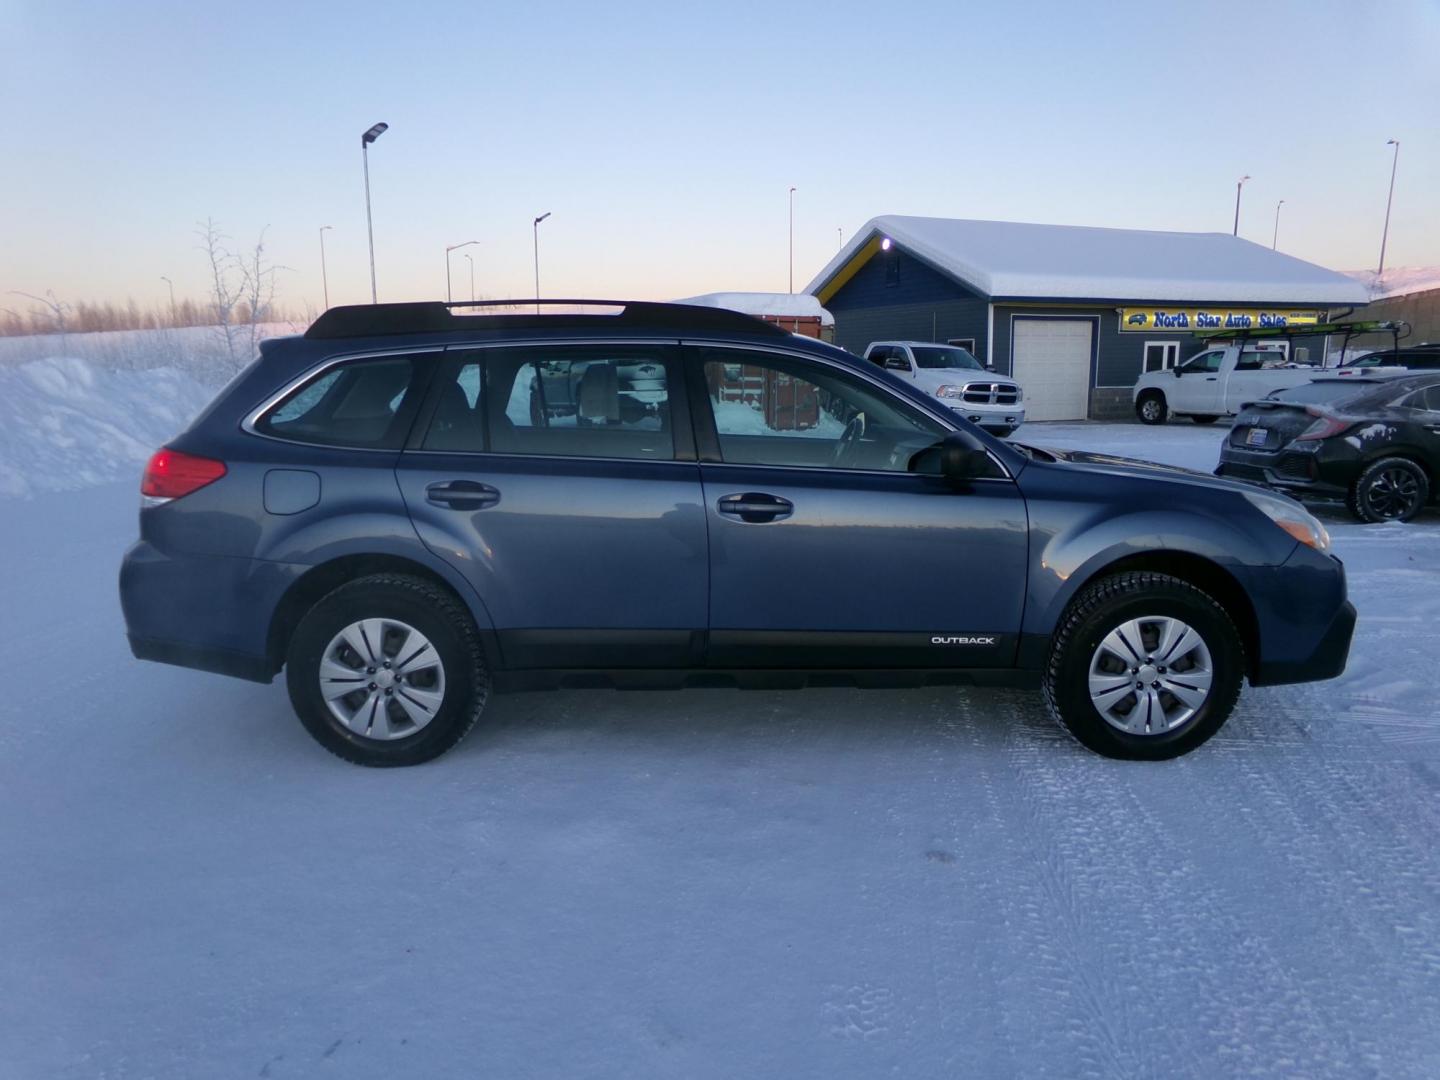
[119,540,292,682]
[127,635,274,683]
[1216,440,1360,499]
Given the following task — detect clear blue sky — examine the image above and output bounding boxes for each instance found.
[2,0,1437,314]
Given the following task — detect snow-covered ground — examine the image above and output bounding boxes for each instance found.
[3,400,1440,1077]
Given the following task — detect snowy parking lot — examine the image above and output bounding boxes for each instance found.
[3,418,1440,1079]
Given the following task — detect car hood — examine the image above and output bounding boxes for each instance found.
[1021,444,1256,495]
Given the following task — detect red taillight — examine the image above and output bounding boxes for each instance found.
[1295,408,1355,443]
[141,448,227,500]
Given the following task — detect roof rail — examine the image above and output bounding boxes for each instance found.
[304,298,790,340]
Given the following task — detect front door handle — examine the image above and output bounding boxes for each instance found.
[717,492,793,523]
[426,480,500,510]
[1205,376,1218,381]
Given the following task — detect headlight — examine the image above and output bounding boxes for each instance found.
[935,385,966,400]
[1243,490,1331,552]
[1013,386,1023,402]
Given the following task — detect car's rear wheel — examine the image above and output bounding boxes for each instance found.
[1136,392,1167,425]
[1347,457,1429,523]
[1190,414,1219,425]
[1043,572,1244,760]
[286,574,489,766]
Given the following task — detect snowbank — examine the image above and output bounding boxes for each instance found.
[0,356,217,498]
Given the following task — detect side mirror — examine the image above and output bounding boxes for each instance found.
[1173,367,1183,378]
[940,434,992,484]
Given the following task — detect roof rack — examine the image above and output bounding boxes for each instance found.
[304,299,790,340]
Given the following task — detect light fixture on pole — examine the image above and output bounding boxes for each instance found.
[318,225,333,309]
[160,276,175,322]
[788,186,797,293]
[361,122,388,303]
[445,240,479,304]
[533,212,551,314]
[1271,200,1284,250]
[837,226,843,252]
[1233,175,1250,236]
[1378,139,1400,278]
[463,252,475,302]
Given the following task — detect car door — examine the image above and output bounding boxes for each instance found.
[1171,349,1225,412]
[1224,350,1281,413]
[395,343,708,669]
[688,344,1028,669]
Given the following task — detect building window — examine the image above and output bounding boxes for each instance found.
[1143,341,1179,373]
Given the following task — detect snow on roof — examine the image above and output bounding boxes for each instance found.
[1343,266,1440,301]
[807,215,1369,306]
[673,291,835,326]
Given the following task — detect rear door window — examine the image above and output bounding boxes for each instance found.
[416,345,678,460]
[255,354,430,449]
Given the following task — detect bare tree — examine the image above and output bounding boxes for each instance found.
[8,290,72,339]
[198,218,242,365]
[236,226,288,358]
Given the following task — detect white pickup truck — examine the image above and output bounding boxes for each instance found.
[1132,343,1324,425]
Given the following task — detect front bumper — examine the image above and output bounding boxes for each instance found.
[944,400,1026,434]
[1244,541,1356,687]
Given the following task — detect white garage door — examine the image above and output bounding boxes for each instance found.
[1012,319,1093,422]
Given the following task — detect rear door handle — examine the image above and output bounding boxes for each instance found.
[717,492,793,523]
[426,480,500,510]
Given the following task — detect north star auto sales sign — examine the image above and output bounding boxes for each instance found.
[1118,308,1321,331]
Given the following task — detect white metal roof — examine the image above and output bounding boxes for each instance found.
[673,291,835,326]
[807,215,1369,306]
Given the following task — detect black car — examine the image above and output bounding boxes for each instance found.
[1216,373,1440,522]
[1338,344,1440,371]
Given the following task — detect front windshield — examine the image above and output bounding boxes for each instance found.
[911,346,983,371]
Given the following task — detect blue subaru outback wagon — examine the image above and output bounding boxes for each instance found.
[120,301,1355,765]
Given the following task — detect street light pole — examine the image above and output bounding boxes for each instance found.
[837,226,843,252]
[361,123,388,303]
[1272,200,1284,250]
[444,240,479,304]
[160,276,175,323]
[463,252,474,302]
[318,225,333,309]
[1379,139,1400,278]
[1233,175,1250,237]
[788,186,797,293]
[533,212,551,314]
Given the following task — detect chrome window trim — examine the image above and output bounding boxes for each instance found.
[683,338,1016,482]
[240,346,447,451]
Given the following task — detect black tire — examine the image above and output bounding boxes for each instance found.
[1136,391,1167,425]
[1346,456,1429,524]
[1190,414,1219,425]
[1042,572,1245,760]
[285,574,489,766]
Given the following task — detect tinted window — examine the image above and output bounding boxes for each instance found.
[1181,351,1223,373]
[1266,381,1375,406]
[1401,384,1440,412]
[701,349,947,472]
[454,346,676,460]
[258,355,425,448]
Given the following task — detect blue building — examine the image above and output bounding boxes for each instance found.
[806,216,1367,420]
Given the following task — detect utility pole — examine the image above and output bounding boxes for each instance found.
[1271,201,1283,250]
[788,186,797,293]
[1378,139,1400,278]
[361,123,388,303]
[318,225,333,308]
[533,212,551,314]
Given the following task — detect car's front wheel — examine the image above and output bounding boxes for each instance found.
[285,574,490,766]
[1135,391,1167,425]
[1347,456,1429,523]
[1043,572,1244,760]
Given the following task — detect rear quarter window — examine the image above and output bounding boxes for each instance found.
[254,354,430,449]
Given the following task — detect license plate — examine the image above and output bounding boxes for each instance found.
[1245,427,1269,447]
